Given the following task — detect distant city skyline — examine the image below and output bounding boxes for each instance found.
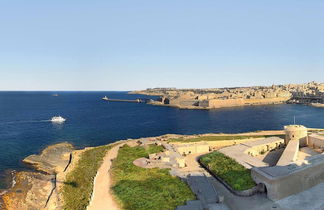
[1,1,324,91]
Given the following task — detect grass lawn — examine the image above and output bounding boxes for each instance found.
[111,144,195,210]
[62,145,112,210]
[200,151,256,191]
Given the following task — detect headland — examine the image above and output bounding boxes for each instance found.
[130,82,324,109]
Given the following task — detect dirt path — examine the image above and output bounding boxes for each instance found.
[87,144,123,210]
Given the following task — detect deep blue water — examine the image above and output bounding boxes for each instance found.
[0,91,324,188]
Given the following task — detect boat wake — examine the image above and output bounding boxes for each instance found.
[0,120,51,125]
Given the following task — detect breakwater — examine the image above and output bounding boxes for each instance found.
[102,96,150,103]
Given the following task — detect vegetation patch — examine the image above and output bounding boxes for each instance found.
[200,151,256,191]
[111,144,195,210]
[62,145,112,210]
[168,135,285,143]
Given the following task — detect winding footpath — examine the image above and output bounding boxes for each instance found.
[87,144,123,210]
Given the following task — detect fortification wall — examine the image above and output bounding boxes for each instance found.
[175,144,210,155]
[308,134,324,150]
[252,154,324,201]
[206,97,290,108]
[244,139,284,157]
[171,138,263,149]
[284,125,308,146]
[276,140,299,166]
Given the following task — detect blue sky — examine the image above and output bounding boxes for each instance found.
[0,0,323,90]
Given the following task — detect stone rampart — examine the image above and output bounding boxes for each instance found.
[171,138,263,149]
[276,140,299,166]
[205,97,289,108]
[308,134,324,150]
[252,154,324,201]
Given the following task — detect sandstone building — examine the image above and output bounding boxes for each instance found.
[132,82,324,109]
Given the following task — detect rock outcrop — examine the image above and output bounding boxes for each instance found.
[2,143,74,210]
[23,143,73,174]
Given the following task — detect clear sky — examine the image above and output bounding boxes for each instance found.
[0,0,323,90]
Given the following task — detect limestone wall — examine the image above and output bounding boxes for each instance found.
[284,125,308,146]
[244,139,284,157]
[276,140,299,166]
[205,97,289,108]
[251,154,324,201]
[171,138,263,149]
[175,144,210,155]
[308,134,324,150]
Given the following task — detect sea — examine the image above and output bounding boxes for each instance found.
[0,91,324,189]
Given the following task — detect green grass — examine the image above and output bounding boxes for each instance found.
[200,151,256,191]
[168,134,285,143]
[111,144,195,210]
[62,145,112,210]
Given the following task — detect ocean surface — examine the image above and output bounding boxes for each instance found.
[0,91,324,188]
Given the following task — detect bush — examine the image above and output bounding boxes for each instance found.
[200,151,256,191]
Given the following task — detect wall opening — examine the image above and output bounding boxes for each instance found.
[258,183,268,194]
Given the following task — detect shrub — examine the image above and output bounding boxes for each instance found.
[200,151,256,191]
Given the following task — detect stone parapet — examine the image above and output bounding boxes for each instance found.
[252,154,324,201]
[276,140,299,166]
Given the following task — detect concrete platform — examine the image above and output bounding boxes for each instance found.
[219,137,284,168]
[275,182,324,210]
[276,140,299,166]
[252,154,324,200]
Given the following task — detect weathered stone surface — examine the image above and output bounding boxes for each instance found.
[2,172,53,210]
[3,143,74,210]
[23,142,73,174]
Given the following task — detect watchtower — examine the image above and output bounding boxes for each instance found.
[284,125,308,146]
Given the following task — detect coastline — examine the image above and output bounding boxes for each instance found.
[310,103,324,108]
[129,91,321,110]
[1,143,86,210]
[129,82,324,110]
[2,128,324,209]
[147,100,289,110]
[131,89,323,110]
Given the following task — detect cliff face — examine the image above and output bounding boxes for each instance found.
[131,82,324,109]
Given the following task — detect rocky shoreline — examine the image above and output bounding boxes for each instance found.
[0,133,246,209]
[2,129,323,209]
[1,142,80,210]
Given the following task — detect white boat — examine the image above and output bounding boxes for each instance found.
[51,116,66,123]
[102,96,109,100]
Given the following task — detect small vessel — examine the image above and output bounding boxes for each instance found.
[50,116,66,123]
[52,94,59,97]
[102,96,109,100]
